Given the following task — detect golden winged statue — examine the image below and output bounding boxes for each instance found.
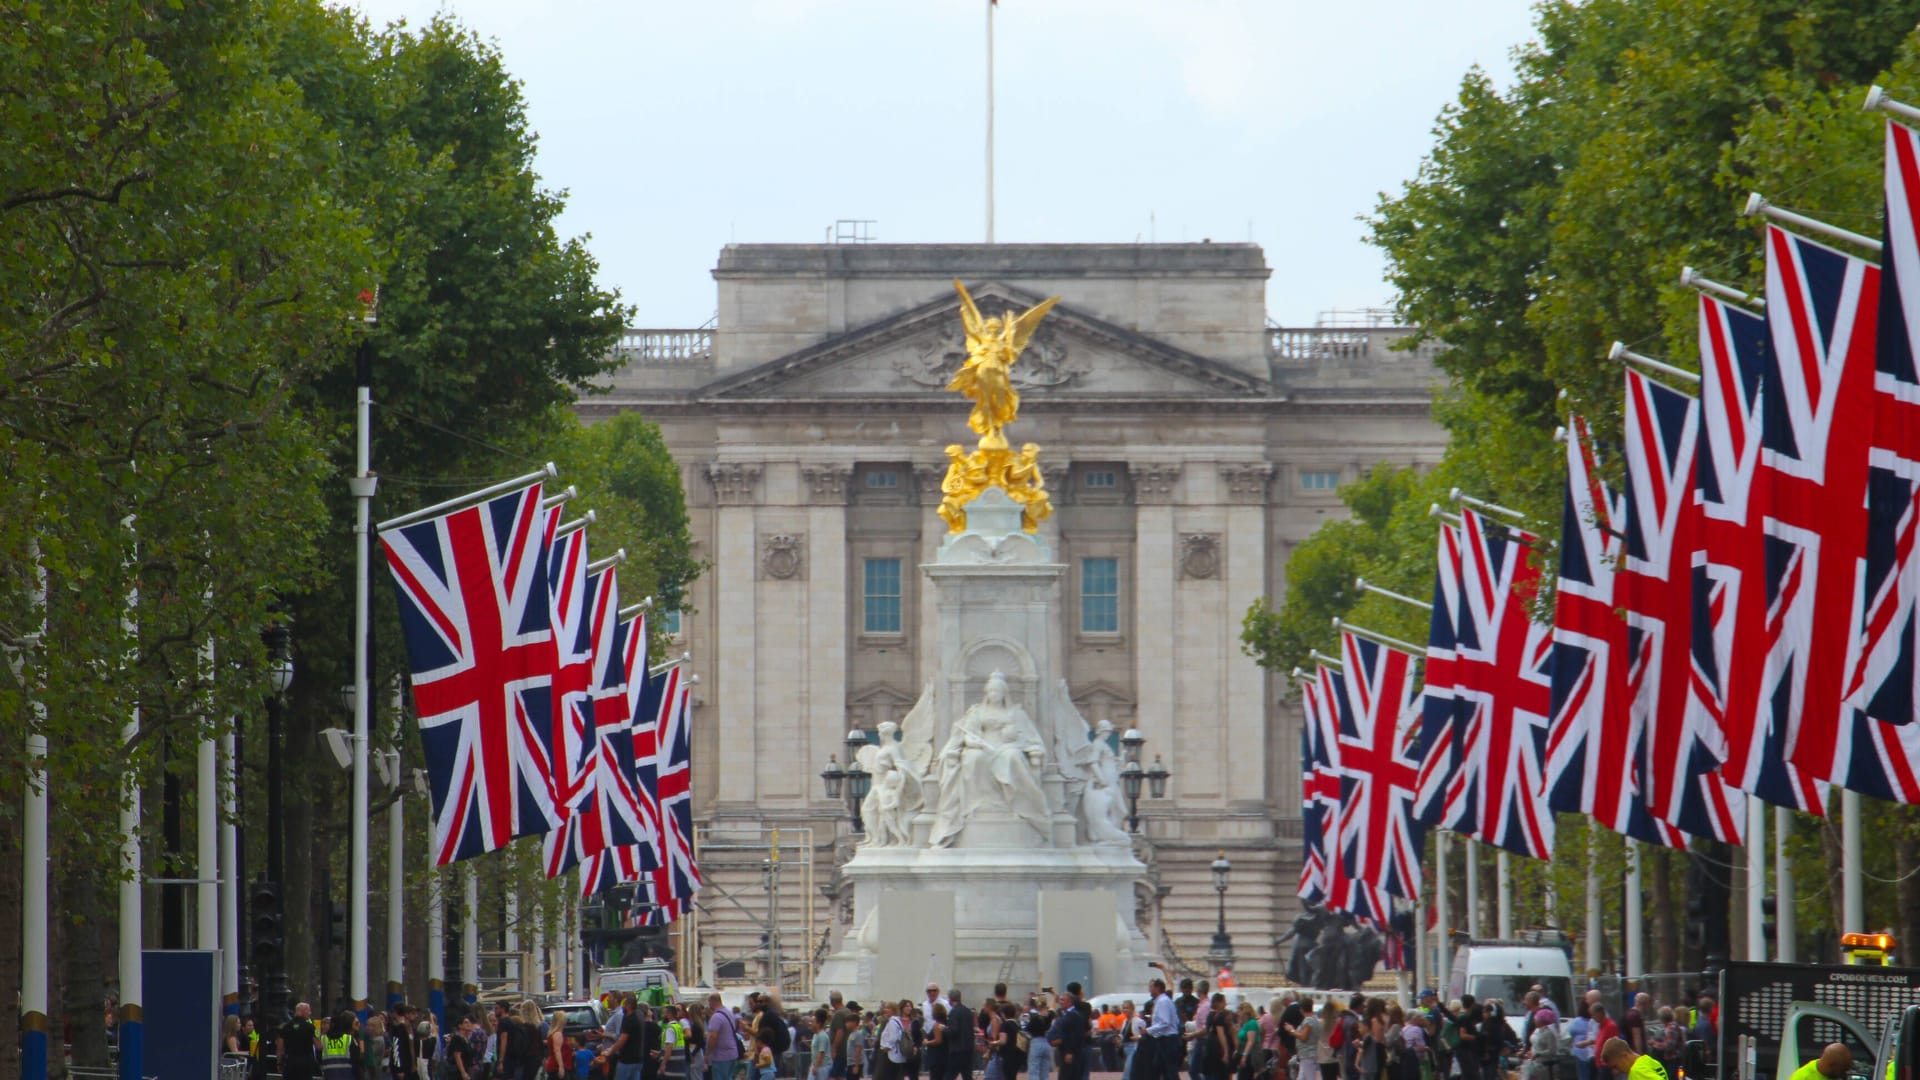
[949,280,1060,451]
[938,281,1061,533]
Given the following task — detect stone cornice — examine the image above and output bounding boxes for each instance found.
[706,462,762,506]
[576,394,1434,420]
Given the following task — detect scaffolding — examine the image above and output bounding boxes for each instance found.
[688,825,818,1001]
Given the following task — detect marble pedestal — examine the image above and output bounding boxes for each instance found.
[815,487,1154,1001]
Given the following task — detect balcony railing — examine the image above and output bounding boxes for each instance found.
[1267,326,1442,362]
[611,328,713,365]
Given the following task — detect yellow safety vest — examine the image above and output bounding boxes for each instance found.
[322,1033,356,1075]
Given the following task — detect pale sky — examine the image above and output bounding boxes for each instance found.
[341,0,1541,328]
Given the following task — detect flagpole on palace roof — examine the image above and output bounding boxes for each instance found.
[985,0,996,244]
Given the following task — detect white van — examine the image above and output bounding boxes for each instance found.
[1446,934,1575,1039]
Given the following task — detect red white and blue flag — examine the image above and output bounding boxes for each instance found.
[1444,509,1555,860]
[1835,117,1920,803]
[380,481,562,865]
[1331,632,1427,902]
[1757,225,1879,790]
[1692,292,1829,812]
[1413,524,1466,828]
[633,664,680,875]
[1620,370,1746,842]
[545,523,596,815]
[656,679,703,903]
[1298,670,1339,903]
[1544,415,1685,846]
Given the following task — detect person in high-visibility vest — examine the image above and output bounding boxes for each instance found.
[322,1011,361,1080]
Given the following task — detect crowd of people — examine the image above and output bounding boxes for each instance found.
[210,978,1728,1080]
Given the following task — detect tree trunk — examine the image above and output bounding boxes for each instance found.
[1649,847,1679,973]
[63,855,110,1069]
[0,779,23,1080]
[285,764,315,1004]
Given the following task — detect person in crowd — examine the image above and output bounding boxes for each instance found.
[1789,1043,1852,1080]
[1310,1003,1340,1080]
[1232,1002,1261,1080]
[1399,1012,1428,1080]
[875,1003,907,1080]
[444,1016,478,1080]
[1600,1037,1668,1080]
[1027,1005,1055,1080]
[923,1004,950,1080]
[224,1015,246,1056]
[812,1010,836,1080]
[1049,991,1088,1080]
[708,995,743,1080]
[1569,1003,1596,1080]
[322,1011,360,1080]
[1524,1010,1562,1080]
[1619,996,1649,1056]
[947,993,976,1080]
[1591,1006,1619,1080]
[1122,1000,1148,1080]
[1145,975,1182,1080]
[994,1004,1024,1080]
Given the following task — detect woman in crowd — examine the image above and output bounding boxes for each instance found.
[1024,1006,1053,1080]
[1233,1003,1262,1080]
[992,1004,1024,1080]
[1569,1004,1595,1080]
[922,1004,949,1080]
[1201,993,1235,1080]
[224,1015,246,1057]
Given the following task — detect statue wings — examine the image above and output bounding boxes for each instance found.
[896,679,937,776]
[954,279,986,340]
[1004,295,1060,359]
[1048,679,1096,779]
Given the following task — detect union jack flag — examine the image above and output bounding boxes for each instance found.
[1620,370,1745,842]
[577,845,643,901]
[1835,117,1920,803]
[656,679,702,902]
[379,482,562,865]
[633,664,681,873]
[1331,632,1427,903]
[1756,225,1879,789]
[1298,671,1338,902]
[543,573,656,878]
[1693,292,1828,812]
[1444,508,1555,860]
[1314,663,1355,908]
[1544,415,1684,846]
[545,524,595,814]
[1413,524,1465,827]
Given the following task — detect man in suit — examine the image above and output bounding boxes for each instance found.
[946,991,975,1080]
[1051,992,1091,1080]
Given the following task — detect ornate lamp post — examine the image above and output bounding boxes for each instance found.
[1209,850,1234,968]
[258,623,294,1031]
[1118,729,1171,833]
[820,729,873,833]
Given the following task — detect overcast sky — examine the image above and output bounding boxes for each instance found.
[342,0,1540,328]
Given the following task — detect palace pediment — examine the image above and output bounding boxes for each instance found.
[698,282,1269,401]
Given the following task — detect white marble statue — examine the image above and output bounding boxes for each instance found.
[929,671,1051,846]
[857,719,925,847]
[1079,720,1131,844]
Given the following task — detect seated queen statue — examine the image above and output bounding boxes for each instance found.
[928,671,1051,846]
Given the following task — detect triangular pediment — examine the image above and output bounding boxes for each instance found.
[699,283,1269,400]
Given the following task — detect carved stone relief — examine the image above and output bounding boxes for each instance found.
[1180,533,1221,580]
[1219,463,1274,504]
[707,462,762,506]
[1129,463,1182,505]
[760,533,805,581]
[892,324,1090,390]
[799,464,852,505]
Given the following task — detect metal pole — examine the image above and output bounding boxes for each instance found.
[1775,806,1797,961]
[427,870,446,1034]
[505,888,520,988]
[463,868,479,1003]
[197,640,220,956]
[221,721,240,1015]
[388,778,404,1007]
[1584,831,1602,973]
[1842,789,1865,933]
[1496,851,1513,938]
[985,0,994,244]
[533,902,548,995]
[1435,832,1451,993]
[1413,895,1425,999]
[21,540,49,1080]
[350,366,377,1016]
[119,527,144,1080]
[1745,800,1767,960]
[1465,840,1481,938]
[1625,843,1644,976]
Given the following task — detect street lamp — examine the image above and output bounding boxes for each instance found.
[843,729,872,833]
[820,755,845,800]
[1118,728,1171,834]
[258,622,294,1031]
[1209,850,1234,968]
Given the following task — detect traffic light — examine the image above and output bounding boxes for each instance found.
[250,880,284,970]
[1761,894,1778,945]
[328,902,347,948]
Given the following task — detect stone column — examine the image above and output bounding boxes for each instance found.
[1219,463,1274,805]
[801,465,852,799]
[708,462,762,808]
[913,463,946,684]
[1130,463,1182,802]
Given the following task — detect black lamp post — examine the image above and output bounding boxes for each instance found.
[844,729,872,833]
[259,622,294,1031]
[1118,728,1171,833]
[1209,850,1234,968]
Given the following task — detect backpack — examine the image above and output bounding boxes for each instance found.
[1329,1018,1349,1050]
[1439,1021,1461,1051]
[767,1017,793,1057]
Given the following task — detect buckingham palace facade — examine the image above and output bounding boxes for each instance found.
[579,242,1447,985]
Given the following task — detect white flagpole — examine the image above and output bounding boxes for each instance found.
[427,869,446,1031]
[1775,806,1797,960]
[197,637,220,956]
[1624,842,1644,975]
[350,341,377,1015]
[1584,831,1601,972]
[1435,832,1451,992]
[388,685,405,1008]
[1842,790,1865,933]
[1464,839,1480,938]
[985,0,995,244]
[21,539,49,1080]
[1746,802,1767,960]
[464,868,480,1003]
[1496,851,1513,937]
[119,516,145,1080]
[505,888,520,986]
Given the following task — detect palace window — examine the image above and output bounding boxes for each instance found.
[865,470,899,489]
[863,558,903,634]
[661,609,683,637]
[1300,469,1341,492]
[1081,557,1120,634]
[1083,469,1118,489]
